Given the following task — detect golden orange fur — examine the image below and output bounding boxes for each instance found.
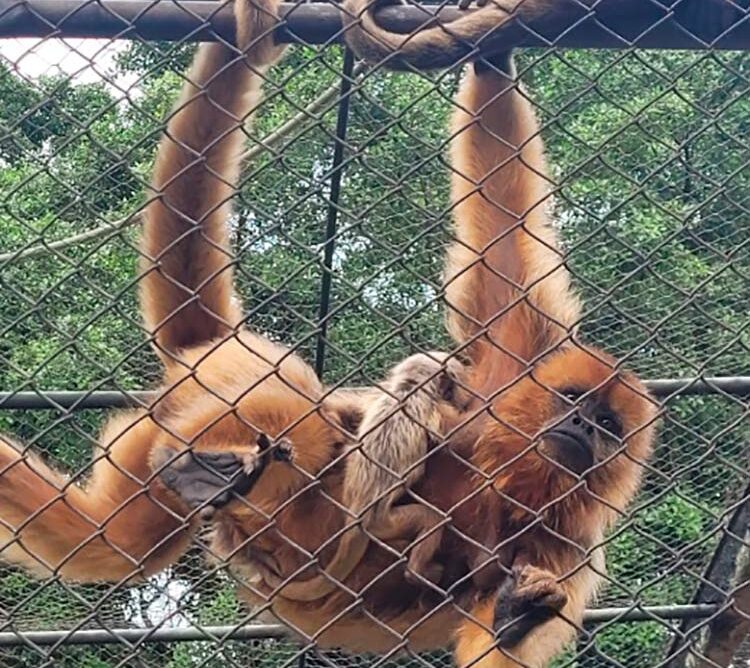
[0,4,659,666]
[340,0,575,71]
[257,351,475,602]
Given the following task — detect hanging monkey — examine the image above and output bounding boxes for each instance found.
[0,1,659,664]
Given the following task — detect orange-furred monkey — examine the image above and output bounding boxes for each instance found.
[0,2,658,666]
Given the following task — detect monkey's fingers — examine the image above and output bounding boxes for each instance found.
[513,564,558,589]
[511,569,568,611]
[513,580,568,610]
[234,0,287,68]
[492,570,568,648]
[273,437,293,462]
[457,0,490,9]
[494,605,558,648]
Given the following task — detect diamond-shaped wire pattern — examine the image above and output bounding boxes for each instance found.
[0,1,748,668]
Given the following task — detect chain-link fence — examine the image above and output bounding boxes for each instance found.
[0,1,748,667]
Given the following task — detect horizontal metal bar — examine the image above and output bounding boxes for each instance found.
[0,390,155,410]
[0,623,288,647]
[1,377,748,410]
[0,0,749,51]
[644,376,750,398]
[0,604,720,647]
[583,603,719,624]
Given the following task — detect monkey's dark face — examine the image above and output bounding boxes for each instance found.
[539,387,624,475]
[490,346,658,501]
[150,379,355,514]
[531,347,659,485]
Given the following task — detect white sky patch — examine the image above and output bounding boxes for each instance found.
[125,572,193,628]
[0,37,138,94]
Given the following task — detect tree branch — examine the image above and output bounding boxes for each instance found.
[240,62,365,164]
[2,64,366,264]
[0,213,140,264]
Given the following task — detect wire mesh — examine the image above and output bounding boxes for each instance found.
[0,2,748,668]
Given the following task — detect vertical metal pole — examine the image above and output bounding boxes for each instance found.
[314,48,355,379]
[666,482,750,666]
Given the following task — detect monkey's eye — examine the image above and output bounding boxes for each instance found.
[560,389,581,403]
[596,413,621,436]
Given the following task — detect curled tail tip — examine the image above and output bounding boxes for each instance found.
[262,531,369,602]
[342,0,520,71]
[341,0,462,70]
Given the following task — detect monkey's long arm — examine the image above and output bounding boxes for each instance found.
[141,40,269,362]
[448,61,609,661]
[0,414,192,581]
[445,55,580,395]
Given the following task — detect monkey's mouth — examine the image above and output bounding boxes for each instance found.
[543,430,594,474]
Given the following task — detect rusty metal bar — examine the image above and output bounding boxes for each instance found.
[1,0,749,51]
[0,604,721,646]
[0,377,748,410]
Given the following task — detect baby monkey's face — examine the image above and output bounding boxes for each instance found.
[390,351,472,411]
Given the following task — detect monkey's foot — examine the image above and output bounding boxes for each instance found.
[493,565,568,648]
[234,0,287,68]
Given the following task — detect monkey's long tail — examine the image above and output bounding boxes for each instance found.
[0,417,192,583]
[140,43,264,364]
[340,0,582,70]
[258,522,370,602]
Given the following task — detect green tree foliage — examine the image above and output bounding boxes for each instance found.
[0,40,747,667]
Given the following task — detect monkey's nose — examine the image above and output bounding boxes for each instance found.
[570,414,594,436]
[543,412,595,474]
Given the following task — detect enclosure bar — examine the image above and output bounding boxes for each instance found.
[0,623,288,647]
[583,603,719,624]
[0,390,155,409]
[2,0,750,51]
[314,48,355,379]
[666,484,750,668]
[643,377,750,398]
[0,604,721,647]
[0,377,748,410]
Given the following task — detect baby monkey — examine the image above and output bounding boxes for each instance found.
[264,351,473,601]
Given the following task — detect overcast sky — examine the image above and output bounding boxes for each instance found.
[0,37,134,91]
